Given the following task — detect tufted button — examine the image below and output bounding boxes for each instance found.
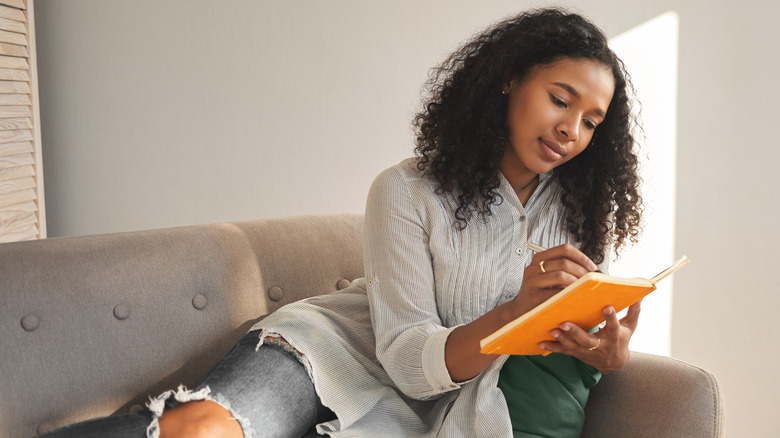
[192,294,208,310]
[37,422,56,434]
[113,304,130,320]
[21,314,39,331]
[268,286,284,302]
[336,278,351,290]
[128,403,144,413]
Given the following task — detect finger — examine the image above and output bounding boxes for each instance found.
[555,322,597,349]
[538,340,563,354]
[546,258,593,278]
[620,301,642,332]
[549,329,578,350]
[534,244,598,272]
[602,306,620,332]
[534,270,581,289]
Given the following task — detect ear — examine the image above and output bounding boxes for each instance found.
[502,79,516,95]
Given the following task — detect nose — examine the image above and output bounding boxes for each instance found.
[557,116,580,142]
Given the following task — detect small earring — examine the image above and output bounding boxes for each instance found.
[501,90,508,95]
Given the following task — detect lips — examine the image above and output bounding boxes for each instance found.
[540,139,567,160]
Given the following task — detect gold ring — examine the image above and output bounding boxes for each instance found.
[588,338,601,351]
[539,260,546,273]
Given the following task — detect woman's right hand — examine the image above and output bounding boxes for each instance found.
[445,243,598,381]
[510,243,599,317]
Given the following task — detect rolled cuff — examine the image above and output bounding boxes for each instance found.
[421,326,465,396]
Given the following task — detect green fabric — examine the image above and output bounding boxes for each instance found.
[498,353,601,438]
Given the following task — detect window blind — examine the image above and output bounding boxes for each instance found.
[0,0,43,242]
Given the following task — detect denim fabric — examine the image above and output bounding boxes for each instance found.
[34,410,155,438]
[37,330,334,438]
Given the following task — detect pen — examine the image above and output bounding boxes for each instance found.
[523,241,547,253]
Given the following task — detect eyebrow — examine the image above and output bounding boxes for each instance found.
[552,82,606,118]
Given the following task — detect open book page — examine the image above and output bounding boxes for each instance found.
[650,255,690,284]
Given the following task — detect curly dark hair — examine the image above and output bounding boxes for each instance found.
[413,7,642,263]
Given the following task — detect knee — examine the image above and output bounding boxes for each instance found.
[159,400,243,438]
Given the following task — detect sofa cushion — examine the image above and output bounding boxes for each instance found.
[0,213,363,438]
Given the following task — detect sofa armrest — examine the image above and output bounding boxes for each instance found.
[582,352,725,437]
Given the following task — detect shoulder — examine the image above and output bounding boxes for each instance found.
[366,158,455,230]
[368,158,435,200]
[372,158,424,183]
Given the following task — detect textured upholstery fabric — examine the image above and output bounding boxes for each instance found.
[0,214,363,438]
[0,213,723,438]
[582,352,725,437]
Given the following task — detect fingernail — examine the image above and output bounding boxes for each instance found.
[561,324,571,332]
[590,261,599,271]
[605,306,615,316]
[551,331,559,339]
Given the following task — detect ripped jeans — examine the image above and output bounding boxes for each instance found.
[36,330,335,438]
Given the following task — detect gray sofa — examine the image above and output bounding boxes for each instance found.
[1,214,725,437]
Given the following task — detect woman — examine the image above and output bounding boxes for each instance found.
[41,7,643,438]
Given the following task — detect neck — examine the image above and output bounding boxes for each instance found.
[508,174,540,205]
[500,150,541,204]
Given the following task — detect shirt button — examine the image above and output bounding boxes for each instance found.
[519,215,526,222]
[515,248,523,255]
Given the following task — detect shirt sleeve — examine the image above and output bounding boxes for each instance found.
[363,166,462,401]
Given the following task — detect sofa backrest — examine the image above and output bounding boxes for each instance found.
[0,213,364,438]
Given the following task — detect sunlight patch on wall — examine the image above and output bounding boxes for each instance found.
[608,11,679,356]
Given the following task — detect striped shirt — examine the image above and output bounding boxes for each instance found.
[254,158,606,437]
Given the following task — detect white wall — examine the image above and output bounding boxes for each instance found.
[608,12,679,357]
[35,0,542,236]
[35,1,780,436]
[669,1,780,435]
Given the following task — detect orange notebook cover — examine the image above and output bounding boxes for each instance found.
[479,256,690,356]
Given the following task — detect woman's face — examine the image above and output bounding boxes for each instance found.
[501,58,615,180]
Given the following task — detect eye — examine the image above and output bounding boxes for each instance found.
[549,94,567,108]
[583,119,598,130]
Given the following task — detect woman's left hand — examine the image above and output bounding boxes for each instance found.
[539,301,641,374]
